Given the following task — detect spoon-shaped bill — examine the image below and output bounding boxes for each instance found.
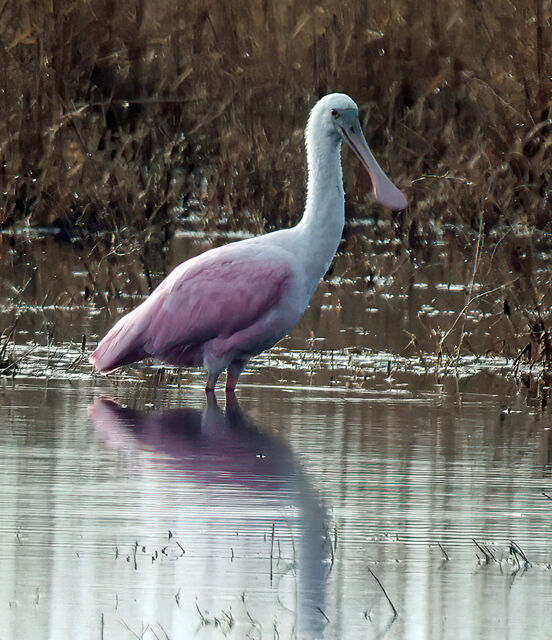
[340,126,408,211]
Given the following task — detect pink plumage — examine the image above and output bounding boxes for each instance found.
[90,93,407,390]
[90,240,300,389]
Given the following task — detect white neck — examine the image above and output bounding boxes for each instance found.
[295,130,345,288]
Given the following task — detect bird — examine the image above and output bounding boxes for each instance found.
[90,93,408,391]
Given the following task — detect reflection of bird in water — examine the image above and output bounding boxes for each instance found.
[90,93,407,391]
[89,393,330,637]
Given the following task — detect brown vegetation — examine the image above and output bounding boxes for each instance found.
[0,0,551,366]
[0,1,550,231]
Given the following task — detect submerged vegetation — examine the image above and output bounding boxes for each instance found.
[0,1,551,375]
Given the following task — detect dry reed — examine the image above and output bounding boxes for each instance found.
[0,0,551,365]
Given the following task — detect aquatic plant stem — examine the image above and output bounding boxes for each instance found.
[368,567,398,619]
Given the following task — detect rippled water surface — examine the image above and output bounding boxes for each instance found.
[1,231,552,639]
[1,375,551,639]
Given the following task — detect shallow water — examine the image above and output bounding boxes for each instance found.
[0,228,526,386]
[1,232,552,638]
[1,375,551,639]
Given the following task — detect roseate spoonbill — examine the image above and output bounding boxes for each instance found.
[90,93,407,390]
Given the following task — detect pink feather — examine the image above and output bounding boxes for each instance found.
[90,241,296,375]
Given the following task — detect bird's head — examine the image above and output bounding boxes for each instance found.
[309,93,408,211]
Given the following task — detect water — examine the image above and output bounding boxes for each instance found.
[0,229,528,385]
[1,232,552,638]
[1,376,551,639]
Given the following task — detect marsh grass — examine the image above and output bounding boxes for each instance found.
[0,321,17,375]
[0,1,551,366]
[0,1,549,231]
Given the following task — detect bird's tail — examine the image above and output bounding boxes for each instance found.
[90,307,148,373]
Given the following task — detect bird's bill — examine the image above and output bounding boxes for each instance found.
[340,127,408,211]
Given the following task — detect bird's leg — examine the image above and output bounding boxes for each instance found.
[226,359,248,392]
[205,391,220,410]
[205,369,222,393]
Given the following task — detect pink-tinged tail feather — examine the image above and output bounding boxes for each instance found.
[90,308,148,373]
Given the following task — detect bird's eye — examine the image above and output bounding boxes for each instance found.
[331,109,339,118]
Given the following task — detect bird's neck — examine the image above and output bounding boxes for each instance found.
[296,134,345,285]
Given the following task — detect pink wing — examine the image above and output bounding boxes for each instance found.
[90,241,294,372]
